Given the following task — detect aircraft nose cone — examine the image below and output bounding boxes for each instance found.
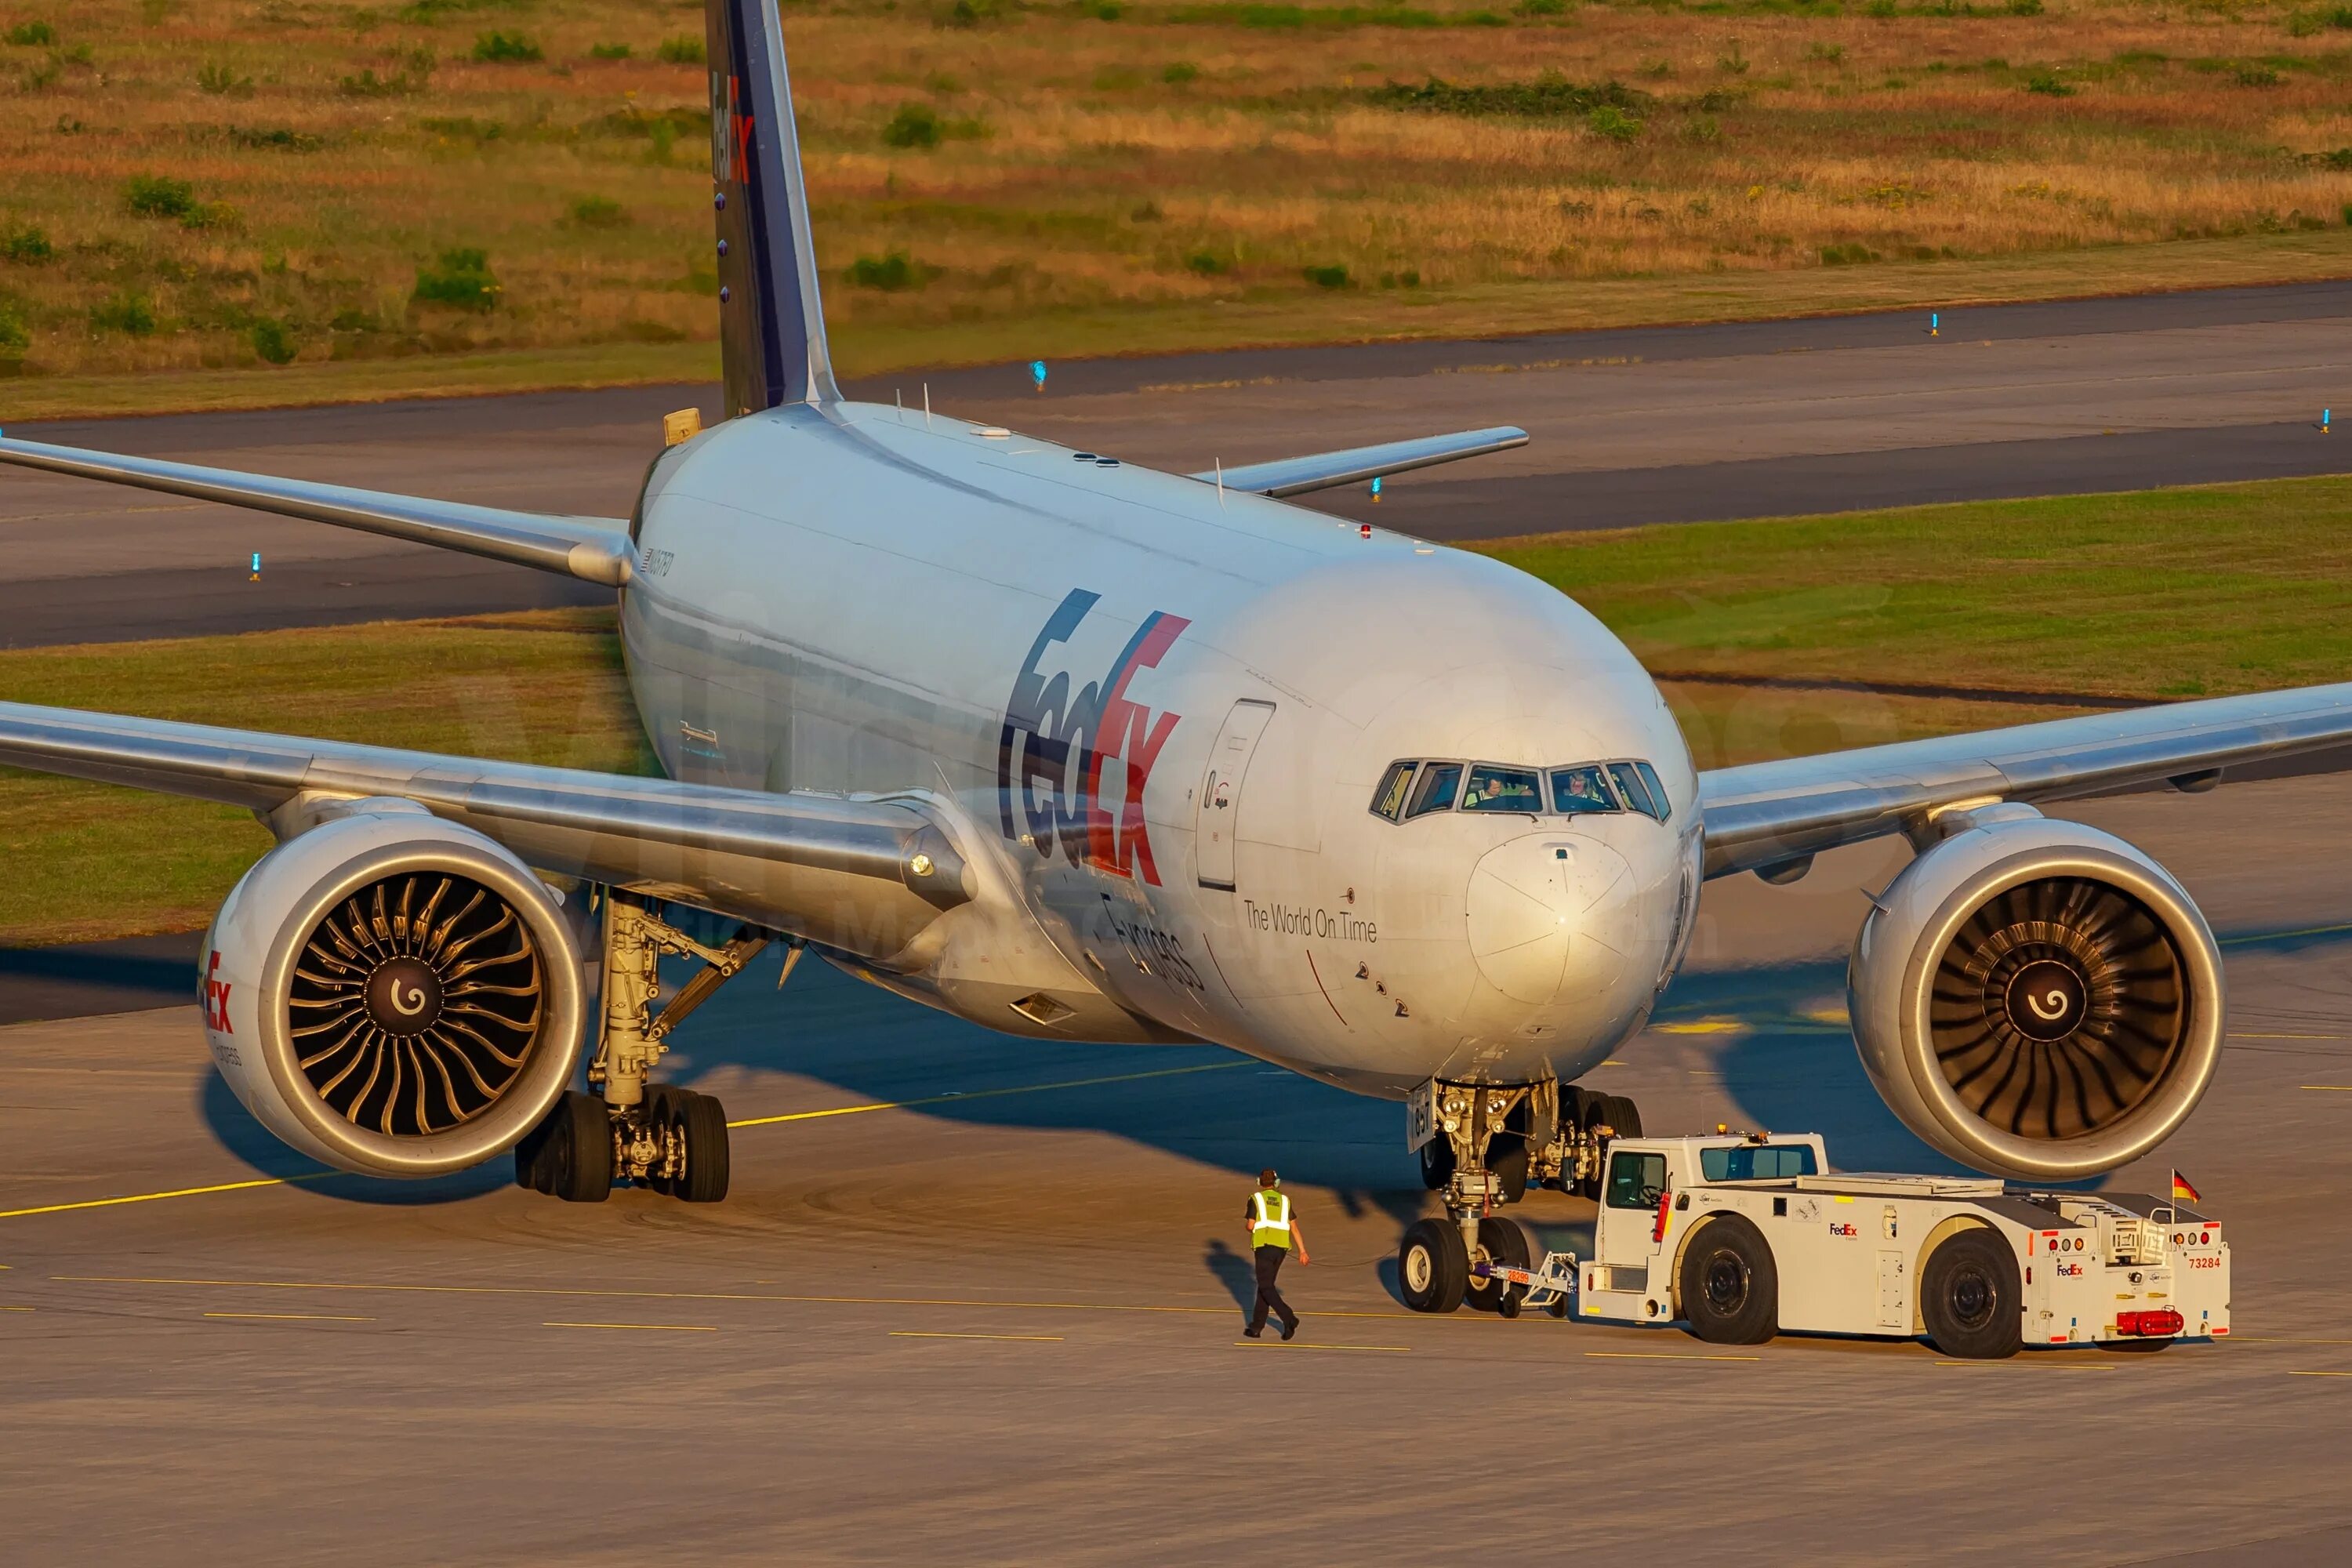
[1465,833,1632,1004]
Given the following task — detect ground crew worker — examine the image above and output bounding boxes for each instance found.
[1243,1168,1308,1339]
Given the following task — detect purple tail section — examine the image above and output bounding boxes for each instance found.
[706,0,837,416]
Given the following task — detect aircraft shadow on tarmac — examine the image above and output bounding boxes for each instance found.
[190,922,2352,1220]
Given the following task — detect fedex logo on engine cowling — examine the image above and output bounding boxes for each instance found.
[997,589,1190,884]
[201,947,233,1034]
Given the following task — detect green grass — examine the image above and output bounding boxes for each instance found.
[8,474,2352,944]
[1479,475,2352,700]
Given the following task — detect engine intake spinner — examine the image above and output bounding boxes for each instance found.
[1848,812,2222,1181]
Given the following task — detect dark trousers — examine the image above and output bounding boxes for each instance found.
[1249,1244,1298,1333]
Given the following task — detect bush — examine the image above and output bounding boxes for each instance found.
[1081,0,1123,16]
[123,174,198,219]
[249,317,298,365]
[412,245,499,310]
[884,103,943,147]
[471,31,540,63]
[1302,263,1349,289]
[340,49,431,95]
[567,194,629,228]
[848,251,927,290]
[5,20,54,45]
[2,224,52,262]
[656,34,703,64]
[1185,251,1228,274]
[2232,63,2281,87]
[1587,104,1642,142]
[1162,60,1198,84]
[1818,242,1878,267]
[2024,68,2072,96]
[197,61,252,95]
[91,292,158,335]
[232,125,326,151]
[1516,0,1566,13]
[0,304,28,356]
[589,42,631,60]
[1370,72,1649,119]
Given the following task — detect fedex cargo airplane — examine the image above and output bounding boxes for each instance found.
[5,0,2349,1310]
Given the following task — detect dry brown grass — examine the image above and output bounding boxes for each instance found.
[3,0,2352,387]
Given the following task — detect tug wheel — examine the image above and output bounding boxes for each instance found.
[1399,1218,1468,1314]
[1679,1214,1778,1345]
[1921,1228,2023,1360]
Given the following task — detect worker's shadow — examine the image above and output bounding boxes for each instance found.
[1202,1238,1257,1312]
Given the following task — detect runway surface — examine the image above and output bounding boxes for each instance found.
[5,774,2350,1563]
[6,281,2352,645]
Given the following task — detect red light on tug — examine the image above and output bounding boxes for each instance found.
[2114,1308,2185,1338]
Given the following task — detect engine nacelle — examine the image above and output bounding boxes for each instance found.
[1847,810,2223,1181]
[198,807,586,1178]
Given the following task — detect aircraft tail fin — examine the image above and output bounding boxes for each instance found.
[707,0,838,416]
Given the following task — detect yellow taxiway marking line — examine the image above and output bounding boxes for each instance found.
[2288,1370,2352,1378]
[1584,1351,1759,1363]
[0,1174,328,1221]
[545,1322,718,1333]
[56,1272,1443,1321]
[2222,921,2352,948]
[724,1060,1245,1130]
[1933,1360,2113,1370]
[0,1062,1248,1224]
[203,1312,373,1323]
[891,1331,1065,1342]
[2,1305,31,1312]
[1232,1341,1410,1352]
[1654,1020,1748,1035]
[2300,1085,2352,1092]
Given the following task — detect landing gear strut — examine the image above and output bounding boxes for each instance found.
[517,891,786,1203]
[1399,1077,1642,1313]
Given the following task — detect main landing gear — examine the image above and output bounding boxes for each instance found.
[516,891,789,1203]
[1399,1079,1643,1314]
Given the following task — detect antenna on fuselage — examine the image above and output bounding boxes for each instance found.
[1214,458,1225,510]
[923,383,932,429]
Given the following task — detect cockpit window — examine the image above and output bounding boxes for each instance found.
[1404,762,1461,818]
[1461,764,1544,814]
[1608,761,1659,819]
[1550,765,1621,815]
[1370,760,1417,822]
[1635,760,1671,822]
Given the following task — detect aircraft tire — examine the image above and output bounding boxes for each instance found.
[675,1091,731,1203]
[1599,1094,1642,1140]
[549,1091,615,1203]
[643,1085,680,1196]
[514,1103,559,1193]
[1465,1216,1534,1315]
[1490,1134,1530,1205]
[1920,1228,2022,1359]
[1418,1137,1454,1191]
[1399,1218,1468,1314]
[1679,1214,1778,1345]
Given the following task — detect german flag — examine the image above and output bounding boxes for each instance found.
[2171,1169,2202,1206]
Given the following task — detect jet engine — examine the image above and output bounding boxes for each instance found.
[1846,808,2223,1181]
[198,805,586,1178]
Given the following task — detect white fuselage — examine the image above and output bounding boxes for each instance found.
[624,401,1702,1098]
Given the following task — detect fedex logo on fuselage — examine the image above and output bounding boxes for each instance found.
[201,948,233,1034]
[997,590,1191,884]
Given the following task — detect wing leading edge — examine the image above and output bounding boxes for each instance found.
[0,701,971,958]
[1192,426,1527,498]
[1697,681,2352,880]
[0,435,639,586]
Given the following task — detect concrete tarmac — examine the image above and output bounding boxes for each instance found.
[7,281,2352,644]
[5,772,2350,1563]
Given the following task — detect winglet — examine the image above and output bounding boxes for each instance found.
[708,0,838,416]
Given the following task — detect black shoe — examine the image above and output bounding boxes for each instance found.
[1243,1328,1262,1338]
[1280,1320,1298,1341]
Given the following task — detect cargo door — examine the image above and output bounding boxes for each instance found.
[1193,699,1274,891]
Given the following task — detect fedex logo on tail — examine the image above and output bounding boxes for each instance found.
[998,590,1190,884]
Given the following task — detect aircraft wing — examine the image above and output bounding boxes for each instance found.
[1191,426,1527,498]
[0,701,971,957]
[0,434,639,586]
[1697,681,2352,880]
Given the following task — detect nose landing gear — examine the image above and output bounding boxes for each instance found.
[1400,1076,1643,1313]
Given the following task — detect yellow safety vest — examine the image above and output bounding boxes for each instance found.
[1250,1189,1292,1250]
